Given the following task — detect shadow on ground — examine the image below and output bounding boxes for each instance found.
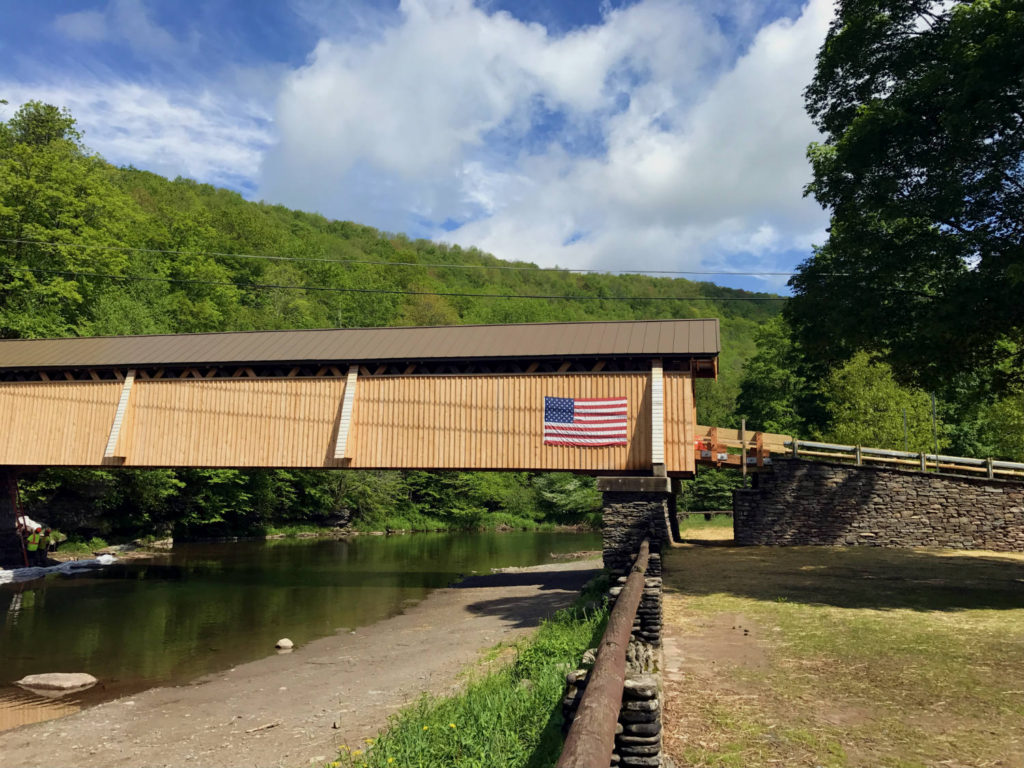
[458,566,602,628]
[664,544,1024,611]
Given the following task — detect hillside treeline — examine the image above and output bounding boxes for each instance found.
[1,101,781,538]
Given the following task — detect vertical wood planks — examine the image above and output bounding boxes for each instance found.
[0,371,704,472]
[0,381,122,465]
[663,370,695,474]
[348,373,653,471]
[118,378,345,467]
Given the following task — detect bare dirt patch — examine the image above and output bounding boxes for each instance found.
[0,559,599,768]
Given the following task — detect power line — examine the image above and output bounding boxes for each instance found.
[0,237,802,278]
[4,265,790,302]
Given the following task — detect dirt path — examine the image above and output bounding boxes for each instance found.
[1,560,600,768]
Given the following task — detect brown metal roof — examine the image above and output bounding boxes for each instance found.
[0,319,720,369]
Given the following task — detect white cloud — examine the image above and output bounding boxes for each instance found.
[53,0,192,60]
[0,82,272,189]
[20,0,833,286]
[260,0,833,283]
[54,10,108,42]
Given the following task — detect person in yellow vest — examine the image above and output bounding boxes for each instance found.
[40,528,52,559]
[26,527,43,566]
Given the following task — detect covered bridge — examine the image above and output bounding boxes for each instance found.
[0,319,719,476]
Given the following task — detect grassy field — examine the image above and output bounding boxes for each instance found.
[661,523,1024,768]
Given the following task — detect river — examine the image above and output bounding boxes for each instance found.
[0,530,600,732]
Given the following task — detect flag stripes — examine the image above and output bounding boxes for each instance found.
[544,396,628,446]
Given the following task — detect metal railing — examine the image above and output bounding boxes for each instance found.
[556,540,650,768]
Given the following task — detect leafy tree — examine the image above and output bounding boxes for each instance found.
[677,468,744,512]
[736,316,809,435]
[819,352,945,451]
[792,0,1024,393]
[0,101,140,337]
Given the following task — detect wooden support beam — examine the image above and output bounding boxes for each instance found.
[89,369,102,382]
[650,359,665,470]
[740,417,747,479]
[286,367,300,378]
[591,360,606,372]
[39,372,50,382]
[403,364,417,375]
[373,365,386,376]
[525,362,540,374]
[333,365,359,460]
[104,369,136,459]
[557,361,572,373]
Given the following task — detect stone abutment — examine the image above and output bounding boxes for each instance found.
[734,459,1024,550]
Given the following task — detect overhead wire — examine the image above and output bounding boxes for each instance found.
[3,265,790,302]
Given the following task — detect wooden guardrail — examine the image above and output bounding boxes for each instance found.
[556,539,650,768]
[696,424,1024,480]
[785,439,1024,479]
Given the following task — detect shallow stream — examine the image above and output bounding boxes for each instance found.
[0,530,600,731]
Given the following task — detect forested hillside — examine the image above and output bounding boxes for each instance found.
[0,101,780,539]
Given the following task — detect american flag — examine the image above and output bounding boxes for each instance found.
[543,396,628,446]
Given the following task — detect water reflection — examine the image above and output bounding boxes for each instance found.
[0,531,599,731]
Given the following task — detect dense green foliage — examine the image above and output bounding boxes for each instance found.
[678,468,746,512]
[764,0,1024,461]
[792,0,1024,394]
[329,580,609,768]
[1,101,781,537]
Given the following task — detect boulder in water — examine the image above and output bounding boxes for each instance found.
[16,672,98,696]
[275,638,294,650]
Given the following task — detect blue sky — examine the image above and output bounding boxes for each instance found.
[0,0,834,293]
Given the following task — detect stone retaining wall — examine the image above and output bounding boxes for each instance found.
[562,552,664,767]
[599,477,672,576]
[735,459,1024,550]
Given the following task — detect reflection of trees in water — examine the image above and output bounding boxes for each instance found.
[0,531,600,720]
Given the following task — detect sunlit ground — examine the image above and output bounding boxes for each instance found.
[662,522,1024,767]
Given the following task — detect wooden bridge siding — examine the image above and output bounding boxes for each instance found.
[347,373,655,471]
[0,381,122,465]
[664,371,696,474]
[118,378,347,467]
[0,370,697,471]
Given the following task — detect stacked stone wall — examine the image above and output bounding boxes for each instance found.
[601,490,669,575]
[562,550,664,766]
[735,459,1024,550]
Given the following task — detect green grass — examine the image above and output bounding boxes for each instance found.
[661,544,1024,767]
[328,577,609,768]
[678,513,734,530]
[54,535,109,554]
[262,523,327,537]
